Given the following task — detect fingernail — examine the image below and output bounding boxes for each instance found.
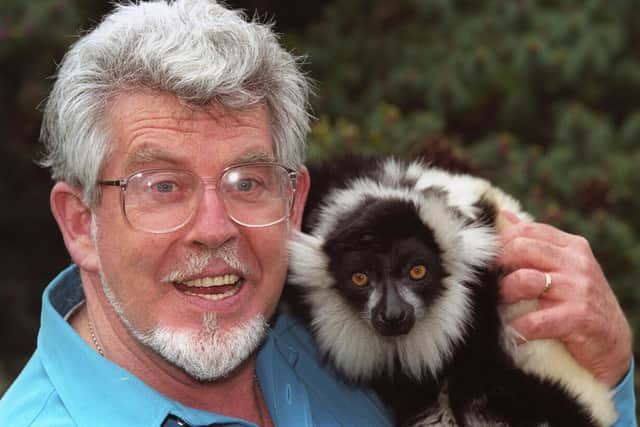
[500,210,521,224]
[496,210,520,232]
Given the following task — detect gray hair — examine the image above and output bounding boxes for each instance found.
[40,0,312,206]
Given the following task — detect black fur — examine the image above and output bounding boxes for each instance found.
[301,153,384,233]
[285,155,602,427]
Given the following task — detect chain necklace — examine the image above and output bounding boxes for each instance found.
[87,315,105,356]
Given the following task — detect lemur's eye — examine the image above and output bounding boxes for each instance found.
[409,265,427,280]
[351,272,369,287]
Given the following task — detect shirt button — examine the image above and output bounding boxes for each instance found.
[285,383,293,405]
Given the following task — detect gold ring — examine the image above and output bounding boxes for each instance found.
[541,272,552,295]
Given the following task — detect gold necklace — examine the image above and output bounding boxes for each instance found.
[87,315,105,356]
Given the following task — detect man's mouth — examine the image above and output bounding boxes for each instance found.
[172,274,243,300]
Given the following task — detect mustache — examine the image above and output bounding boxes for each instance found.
[162,242,251,283]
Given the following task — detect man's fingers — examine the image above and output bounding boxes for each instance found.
[508,306,574,342]
[499,220,574,249]
[497,213,634,388]
[499,237,567,272]
[500,270,564,303]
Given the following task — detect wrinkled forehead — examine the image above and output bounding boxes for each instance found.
[102,91,274,175]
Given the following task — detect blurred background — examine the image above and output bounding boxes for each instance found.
[1,0,638,412]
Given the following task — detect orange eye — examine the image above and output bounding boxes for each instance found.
[351,272,369,287]
[409,265,427,280]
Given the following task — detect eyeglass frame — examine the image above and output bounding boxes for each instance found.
[97,161,299,233]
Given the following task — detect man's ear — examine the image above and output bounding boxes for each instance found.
[50,182,100,273]
[289,165,310,231]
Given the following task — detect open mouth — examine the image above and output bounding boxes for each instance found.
[172,274,243,301]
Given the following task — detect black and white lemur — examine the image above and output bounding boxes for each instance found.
[284,155,617,427]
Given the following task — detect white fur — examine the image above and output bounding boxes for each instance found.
[502,302,617,427]
[288,232,334,289]
[308,287,397,381]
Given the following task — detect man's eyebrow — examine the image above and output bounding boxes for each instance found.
[125,145,176,169]
[234,152,277,164]
[125,147,277,171]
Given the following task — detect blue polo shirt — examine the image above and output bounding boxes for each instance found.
[0,265,636,426]
[0,265,393,426]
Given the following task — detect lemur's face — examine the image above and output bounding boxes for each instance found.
[323,199,446,336]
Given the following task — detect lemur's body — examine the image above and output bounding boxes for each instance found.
[285,155,616,426]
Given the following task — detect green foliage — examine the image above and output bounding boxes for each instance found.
[0,0,107,393]
[1,0,82,135]
[288,0,640,393]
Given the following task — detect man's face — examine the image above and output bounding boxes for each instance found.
[89,91,302,379]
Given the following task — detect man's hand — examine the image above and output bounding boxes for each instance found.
[497,210,632,388]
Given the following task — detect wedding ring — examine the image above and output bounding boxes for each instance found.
[541,272,552,296]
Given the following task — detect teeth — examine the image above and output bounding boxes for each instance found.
[182,274,240,287]
[184,286,240,301]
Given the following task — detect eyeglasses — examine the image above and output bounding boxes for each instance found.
[98,162,298,233]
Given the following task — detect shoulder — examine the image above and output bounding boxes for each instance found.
[0,352,75,427]
[269,309,320,351]
[265,312,394,426]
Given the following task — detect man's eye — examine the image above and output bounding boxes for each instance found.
[235,179,257,192]
[154,181,176,193]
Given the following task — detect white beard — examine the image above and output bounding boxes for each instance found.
[135,313,269,381]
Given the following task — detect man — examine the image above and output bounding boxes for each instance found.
[0,1,635,426]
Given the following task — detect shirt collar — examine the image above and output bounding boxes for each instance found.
[38,265,259,427]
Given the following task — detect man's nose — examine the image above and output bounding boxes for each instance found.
[183,187,240,249]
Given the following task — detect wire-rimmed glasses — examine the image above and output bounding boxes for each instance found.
[98,162,298,233]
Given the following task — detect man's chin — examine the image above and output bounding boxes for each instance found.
[138,314,269,381]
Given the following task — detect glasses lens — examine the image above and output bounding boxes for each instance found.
[219,164,295,227]
[124,170,199,233]
[119,165,295,233]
